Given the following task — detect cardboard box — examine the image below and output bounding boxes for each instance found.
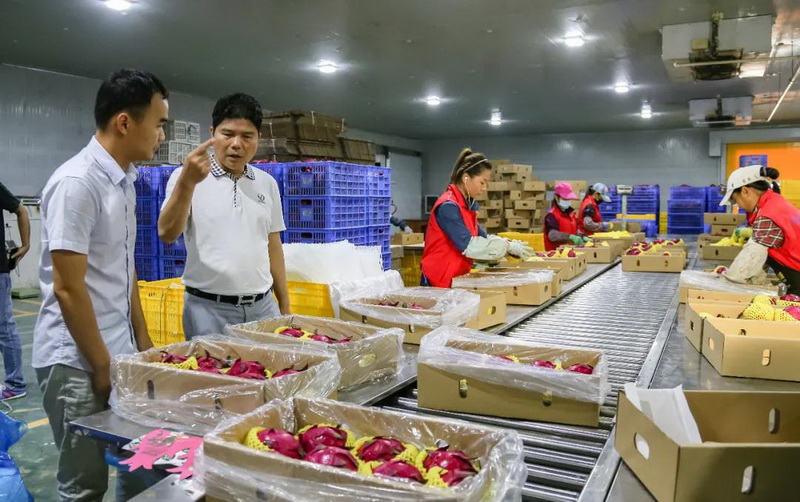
[523,181,547,192]
[418,341,603,426]
[477,208,488,219]
[340,294,449,345]
[554,180,588,193]
[684,300,749,352]
[514,199,540,211]
[685,289,761,304]
[488,158,510,166]
[616,390,800,502]
[390,258,402,270]
[622,253,686,273]
[508,190,522,201]
[710,224,738,237]
[389,245,404,260]
[704,213,746,225]
[507,218,531,230]
[702,317,800,381]
[483,217,502,228]
[454,272,552,306]
[463,290,507,330]
[678,281,782,304]
[488,181,513,191]
[496,163,532,175]
[701,245,742,262]
[486,199,503,210]
[564,245,618,264]
[484,266,565,297]
[391,233,424,246]
[226,316,401,389]
[513,258,578,281]
[593,235,635,251]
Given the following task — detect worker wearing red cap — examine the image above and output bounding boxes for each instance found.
[544,182,589,251]
[578,182,614,236]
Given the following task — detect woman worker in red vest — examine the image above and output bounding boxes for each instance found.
[578,183,614,235]
[721,165,800,295]
[420,148,533,288]
[544,182,590,251]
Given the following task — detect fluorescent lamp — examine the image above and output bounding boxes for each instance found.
[564,35,585,47]
[490,111,502,126]
[105,0,132,11]
[317,61,338,74]
[614,83,630,93]
[425,96,442,106]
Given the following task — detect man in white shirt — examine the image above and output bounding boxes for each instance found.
[34,69,166,501]
[159,93,290,337]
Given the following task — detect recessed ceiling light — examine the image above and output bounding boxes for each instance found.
[425,96,442,106]
[490,111,502,126]
[317,60,338,74]
[105,0,132,11]
[563,35,585,47]
[614,83,630,93]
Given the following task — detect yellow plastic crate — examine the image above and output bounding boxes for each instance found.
[138,278,185,347]
[288,281,334,318]
[781,180,800,199]
[498,232,545,252]
[615,213,656,221]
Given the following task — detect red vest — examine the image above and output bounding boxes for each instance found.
[421,185,479,287]
[752,190,800,271]
[544,205,578,251]
[578,196,602,235]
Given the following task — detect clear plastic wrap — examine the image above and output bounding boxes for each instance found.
[111,337,340,434]
[339,287,481,329]
[328,270,405,318]
[451,269,554,288]
[418,327,609,405]
[679,270,783,296]
[199,397,526,502]
[224,315,404,390]
[284,242,384,283]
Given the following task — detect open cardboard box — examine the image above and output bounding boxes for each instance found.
[226,315,402,390]
[622,252,686,273]
[480,266,564,297]
[514,254,585,280]
[711,224,738,237]
[592,234,644,253]
[463,290,507,330]
[704,213,746,225]
[113,339,338,419]
[616,389,800,502]
[453,272,552,306]
[702,316,800,381]
[684,300,750,352]
[391,233,424,246]
[418,339,604,426]
[685,289,763,304]
[339,294,441,345]
[562,245,618,264]
[702,245,742,262]
[678,279,783,304]
[203,397,522,502]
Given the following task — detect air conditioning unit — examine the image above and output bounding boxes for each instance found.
[689,96,753,127]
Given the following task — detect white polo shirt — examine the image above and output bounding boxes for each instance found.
[163,155,286,296]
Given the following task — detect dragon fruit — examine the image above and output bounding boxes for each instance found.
[438,466,476,487]
[378,300,401,307]
[159,352,188,364]
[309,333,336,344]
[299,425,349,452]
[256,429,304,459]
[195,355,225,374]
[226,359,267,380]
[305,446,359,471]
[422,447,477,476]
[565,364,594,375]
[784,306,800,321]
[372,460,425,483]
[334,337,353,344]
[782,295,800,303]
[356,436,405,462]
[497,355,519,363]
[272,367,304,378]
[530,360,556,369]
[276,326,306,338]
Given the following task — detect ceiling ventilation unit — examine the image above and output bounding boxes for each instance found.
[662,14,773,82]
[689,96,753,127]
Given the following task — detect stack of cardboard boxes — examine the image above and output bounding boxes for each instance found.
[476,161,549,234]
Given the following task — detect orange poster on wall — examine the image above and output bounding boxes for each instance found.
[725,142,800,180]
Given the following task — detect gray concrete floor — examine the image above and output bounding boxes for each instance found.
[4,298,117,502]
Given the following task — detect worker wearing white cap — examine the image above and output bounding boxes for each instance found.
[719,165,800,294]
[578,182,614,235]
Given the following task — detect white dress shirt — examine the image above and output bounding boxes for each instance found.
[33,137,138,371]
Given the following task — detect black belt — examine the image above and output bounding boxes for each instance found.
[185,286,272,306]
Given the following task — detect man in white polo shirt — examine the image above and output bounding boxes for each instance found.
[159,93,290,337]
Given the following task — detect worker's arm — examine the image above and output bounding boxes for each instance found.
[580,206,608,233]
[435,203,508,260]
[130,271,152,351]
[158,139,213,243]
[544,213,573,244]
[11,204,30,261]
[269,233,291,314]
[723,239,769,284]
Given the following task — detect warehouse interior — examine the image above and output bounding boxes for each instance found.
[2,1,800,501]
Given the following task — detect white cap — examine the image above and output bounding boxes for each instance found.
[591,183,611,203]
[719,165,768,206]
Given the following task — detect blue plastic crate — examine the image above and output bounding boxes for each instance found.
[640,221,658,238]
[135,167,167,198]
[160,234,186,258]
[382,252,392,271]
[668,200,704,212]
[286,227,368,246]
[366,167,391,197]
[135,197,160,227]
[668,213,704,227]
[625,201,660,214]
[252,162,285,194]
[706,186,725,212]
[285,196,367,229]
[667,225,704,235]
[367,198,392,226]
[160,257,186,279]
[670,186,708,201]
[135,255,161,281]
[159,166,178,196]
[135,226,160,257]
[285,162,367,197]
[632,185,660,197]
[366,225,391,255]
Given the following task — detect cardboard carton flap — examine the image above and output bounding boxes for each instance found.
[203,396,527,501]
[452,269,554,288]
[680,270,783,296]
[418,327,609,404]
[339,287,481,328]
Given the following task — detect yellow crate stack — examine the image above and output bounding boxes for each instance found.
[498,231,545,252]
[400,247,423,287]
[288,281,335,317]
[138,278,185,347]
[782,180,800,209]
[659,213,668,234]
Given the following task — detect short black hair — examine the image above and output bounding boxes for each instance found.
[94,69,168,129]
[212,93,263,130]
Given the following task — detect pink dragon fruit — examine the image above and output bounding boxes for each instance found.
[159,352,188,364]
[305,446,359,471]
[497,355,517,363]
[566,364,594,375]
[439,467,476,487]
[781,295,800,303]
[195,355,225,374]
[256,429,303,459]
[278,327,306,338]
[784,306,800,321]
[225,359,267,380]
[422,447,477,475]
[356,437,405,462]
[334,337,352,344]
[299,425,349,452]
[272,367,304,378]
[309,333,336,344]
[530,360,556,369]
[378,300,401,307]
[373,460,425,483]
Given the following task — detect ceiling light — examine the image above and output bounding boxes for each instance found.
[641,103,653,119]
[614,83,630,94]
[490,111,502,126]
[105,0,132,11]
[425,96,442,106]
[563,35,585,47]
[317,61,338,74]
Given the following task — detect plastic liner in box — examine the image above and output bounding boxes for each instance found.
[199,397,526,502]
[451,269,554,288]
[418,327,610,405]
[328,270,404,318]
[111,336,340,434]
[224,315,404,390]
[679,270,785,296]
[339,287,481,329]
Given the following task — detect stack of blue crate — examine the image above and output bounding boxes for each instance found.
[667,186,707,234]
[134,165,180,280]
[598,185,660,229]
[706,185,725,212]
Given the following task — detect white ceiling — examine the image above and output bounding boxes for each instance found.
[2,0,800,139]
